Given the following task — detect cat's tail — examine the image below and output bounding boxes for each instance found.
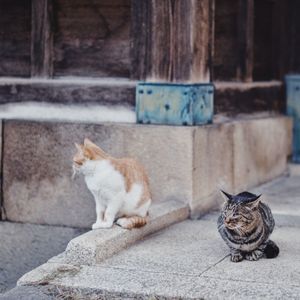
[116,216,148,229]
[264,240,280,258]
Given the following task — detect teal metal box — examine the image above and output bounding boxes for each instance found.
[286,75,300,163]
[136,83,214,126]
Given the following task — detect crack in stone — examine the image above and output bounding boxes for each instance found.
[198,254,230,277]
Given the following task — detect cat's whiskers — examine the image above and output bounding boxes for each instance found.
[72,164,79,180]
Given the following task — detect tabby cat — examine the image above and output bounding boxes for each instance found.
[73,138,151,230]
[217,190,279,262]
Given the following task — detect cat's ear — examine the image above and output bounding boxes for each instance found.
[220,190,233,202]
[84,138,108,158]
[84,138,98,148]
[248,194,261,208]
[75,143,83,152]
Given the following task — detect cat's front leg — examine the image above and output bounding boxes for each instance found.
[92,194,123,229]
[230,248,244,262]
[92,193,106,230]
[245,242,266,261]
[94,201,105,221]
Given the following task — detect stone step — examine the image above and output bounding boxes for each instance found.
[17,219,300,300]
[0,116,292,227]
[15,171,300,299]
[17,200,189,284]
[48,200,189,265]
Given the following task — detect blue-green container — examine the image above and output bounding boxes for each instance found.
[136,82,214,126]
[286,75,300,163]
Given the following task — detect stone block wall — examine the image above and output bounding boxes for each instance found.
[0,117,292,227]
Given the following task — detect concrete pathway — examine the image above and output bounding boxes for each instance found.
[3,168,300,299]
[0,222,85,294]
[34,217,299,299]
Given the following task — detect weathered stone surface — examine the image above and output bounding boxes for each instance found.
[3,121,193,227]
[3,116,292,226]
[205,228,300,287]
[16,172,300,299]
[191,116,292,216]
[232,117,292,192]
[0,221,85,294]
[0,286,53,300]
[288,163,300,177]
[18,220,300,300]
[48,200,188,265]
[192,122,235,215]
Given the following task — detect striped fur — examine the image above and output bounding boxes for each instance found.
[217,191,279,262]
[116,216,148,229]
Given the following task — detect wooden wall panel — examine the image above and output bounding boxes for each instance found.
[214,0,239,81]
[237,0,253,82]
[253,0,274,81]
[286,0,300,74]
[31,0,54,77]
[131,0,213,82]
[0,0,31,77]
[53,0,131,77]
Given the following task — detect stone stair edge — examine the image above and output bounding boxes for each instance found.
[49,200,189,266]
[0,113,291,127]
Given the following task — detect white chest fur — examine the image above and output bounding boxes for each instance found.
[83,160,125,195]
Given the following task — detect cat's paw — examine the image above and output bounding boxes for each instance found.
[92,221,113,230]
[230,253,244,262]
[245,249,264,261]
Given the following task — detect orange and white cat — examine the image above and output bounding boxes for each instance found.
[72,138,151,230]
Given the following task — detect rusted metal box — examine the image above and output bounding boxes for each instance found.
[136,82,214,126]
[286,75,300,163]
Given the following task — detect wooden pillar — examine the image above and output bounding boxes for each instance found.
[271,0,287,80]
[284,0,299,74]
[237,0,254,82]
[131,0,214,83]
[31,0,53,78]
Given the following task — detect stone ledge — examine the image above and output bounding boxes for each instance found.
[2,116,292,226]
[48,200,189,265]
[191,116,292,216]
[18,218,300,300]
[18,200,189,286]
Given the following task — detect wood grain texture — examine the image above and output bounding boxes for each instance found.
[0,79,135,106]
[31,0,54,77]
[53,0,131,77]
[214,0,254,82]
[131,0,213,82]
[190,0,213,82]
[284,0,300,75]
[0,79,285,116]
[0,0,31,77]
[237,0,253,82]
[130,0,152,80]
[271,0,288,80]
[215,82,284,115]
[253,0,273,81]
[213,0,239,81]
